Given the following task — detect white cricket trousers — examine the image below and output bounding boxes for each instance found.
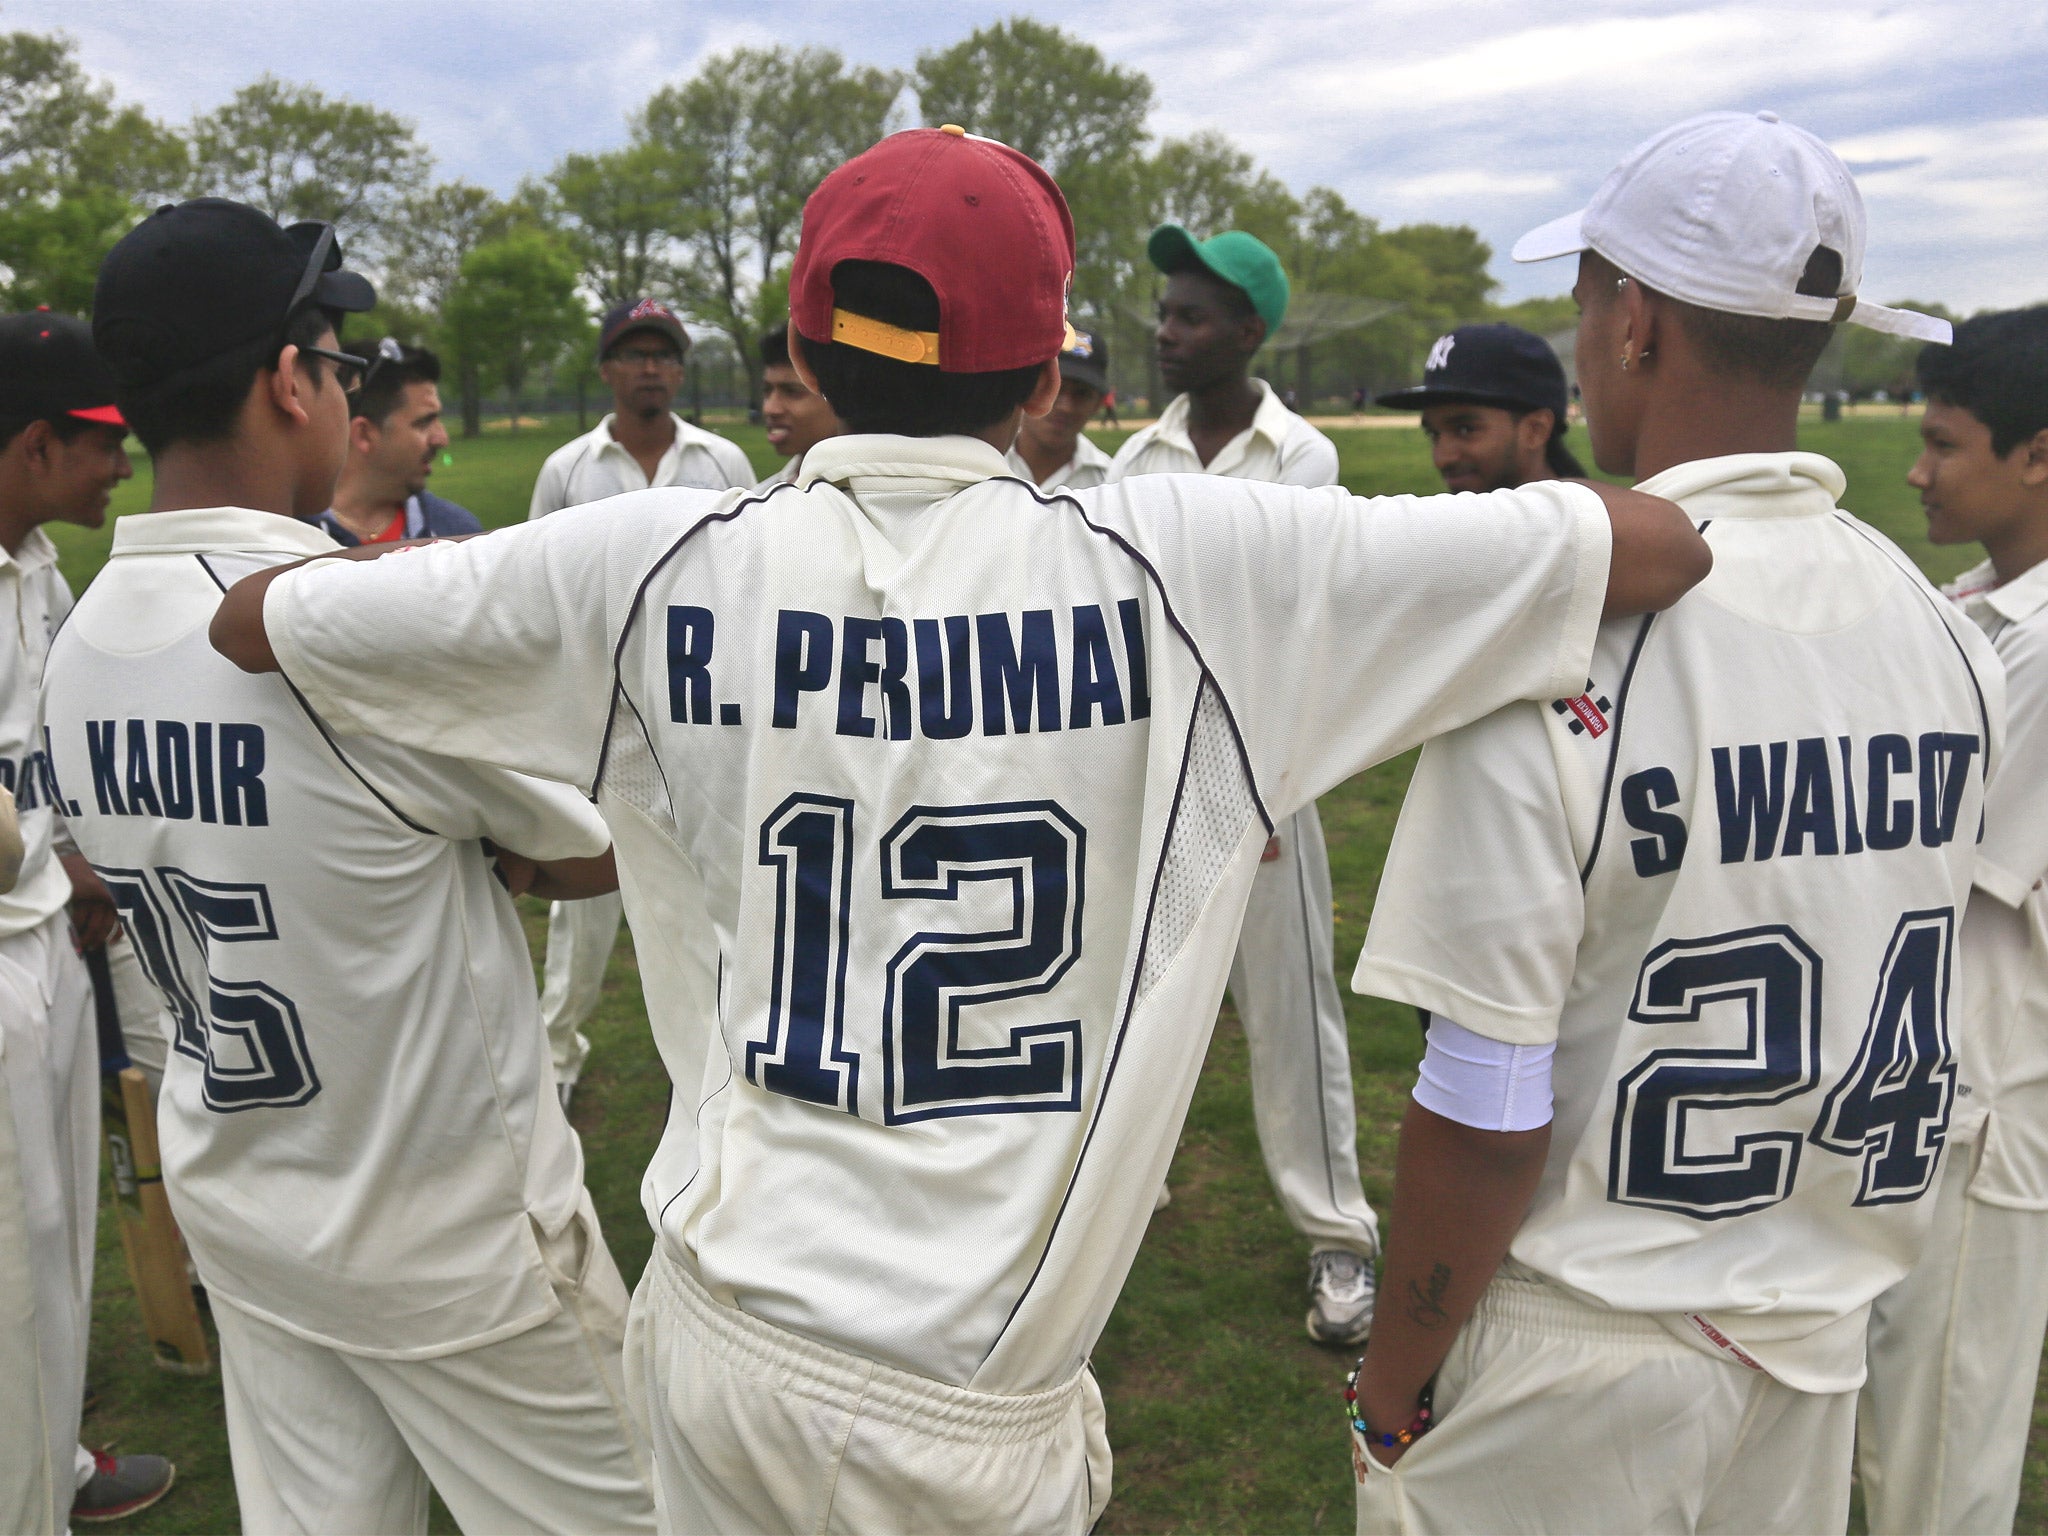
[1354,1268,1854,1535]
[1228,802,1378,1257]
[213,1190,656,1536]
[627,1247,1113,1535]
[0,914,96,1536]
[539,892,623,1088]
[1858,1142,2048,1534]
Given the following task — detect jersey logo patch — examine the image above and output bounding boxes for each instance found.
[1551,681,1612,738]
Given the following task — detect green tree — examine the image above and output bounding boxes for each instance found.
[380,181,526,436]
[635,46,900,403]
[0,29,186,311]
[186,76,430,252]
[545,143,678,304]
[440,230,584,434]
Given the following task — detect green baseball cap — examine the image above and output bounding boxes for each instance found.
[1147,224,1289,333]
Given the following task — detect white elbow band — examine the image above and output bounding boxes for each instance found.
[1412,1015,1556,1133]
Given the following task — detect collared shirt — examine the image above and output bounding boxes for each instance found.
[311,490,483,548]
[265,430,1609,1393]
[750,458,800,494]
[1356,452,2002,1394]
[1107,377,1339,488]
[1005,432,1113,493]
[528,412,754,519]
[0,526,77,938]
[1944,555,2048,1209]
[41,506,609,1357]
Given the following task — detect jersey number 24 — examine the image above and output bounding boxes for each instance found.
[1610,911,1954,1219]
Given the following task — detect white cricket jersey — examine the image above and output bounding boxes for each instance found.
[1943,556,2048,1210]
[1355,453,2002,1393]
[529,412,754,518]
[40,507,611,1358]
[1108,378,1338,488]
[264,432,1612,1392]
[0,527,79,938]
[1006,432,1112,492]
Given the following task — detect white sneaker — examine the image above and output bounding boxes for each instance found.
[1153,1183,1171,1212]
[1306,1249,1375,1348]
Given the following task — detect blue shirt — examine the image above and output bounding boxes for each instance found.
[311,490,483,548]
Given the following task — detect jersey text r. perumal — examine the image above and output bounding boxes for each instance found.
[1619,730,1982,876]
[79,717,270,827]
[665,600,1153,739]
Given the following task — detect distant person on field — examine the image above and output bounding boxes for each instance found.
[1007,329,1113,491]
[1858,305,2048,1536]
[314,339,480,546]
[0,309,176,1530]
[1109,224,1383,1351]
[755,323,842,489]
[527,297,752,1110]
[1380,323,1586,493]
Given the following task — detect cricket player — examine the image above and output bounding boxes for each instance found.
[0,310,176,1531]
[313,339,481,546]
[1109,225,1380,1345]
[756,323,843,490]
[53,199,655,1535]
[1857,305,2048,1535]
[207,127,1707,1535]
[1347,112,1990,1535]
[528,297,754,1110]
[1008,330,1114,491]
[1377,322,1586,492]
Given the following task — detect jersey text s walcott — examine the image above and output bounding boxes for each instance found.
[1620,731,1981,876]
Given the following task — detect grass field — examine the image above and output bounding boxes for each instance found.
[63,412,2043,1534]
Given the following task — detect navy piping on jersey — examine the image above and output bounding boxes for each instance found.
[1576,610,1661,886]
[592,479,798,800]
[989,478,1279,1361]
[1833,512,1995,752]
[195,554,441,838]
[992,663,1217,1348]
[659,953,737,1222]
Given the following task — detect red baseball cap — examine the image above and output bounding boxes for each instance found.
[791,125,1075,374]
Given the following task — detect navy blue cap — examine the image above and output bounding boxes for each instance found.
[1377,323,1568,419]
[1059,329,1108,393]
[94,198,374,393]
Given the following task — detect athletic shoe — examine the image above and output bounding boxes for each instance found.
[558,1080,574,1114]
[73,1450,175,1523]
[1153,1183,1170,1213]
[1306,1249,1376,1348]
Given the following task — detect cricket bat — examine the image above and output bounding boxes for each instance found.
[89,946,211,1376]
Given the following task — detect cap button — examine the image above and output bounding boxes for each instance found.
[939,123,966,136]
[1756,109,1780,123]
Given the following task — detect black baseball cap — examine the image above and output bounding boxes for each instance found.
[599,298,689,358]
[1058,329,1109,393]
[93,198,375,394]
[1376,323,1569,419]
[0,312,124,425]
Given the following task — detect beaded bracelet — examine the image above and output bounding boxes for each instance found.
[1344,1359,1435,1449]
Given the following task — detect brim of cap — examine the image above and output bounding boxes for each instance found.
[1374,386,1549,412]
[1058,357,1108,391]
[604,318,688,350]
[1146,223,1203,278]
[67,404,126,426]
[1511,210,1589,264]
[315,269,377,313]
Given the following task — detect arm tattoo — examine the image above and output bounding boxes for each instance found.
[1406,1262,1453,1330]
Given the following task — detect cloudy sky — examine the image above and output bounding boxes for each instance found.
[15,0,2047,311]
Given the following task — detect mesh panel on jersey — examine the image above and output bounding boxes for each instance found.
[1137,677,1260,1000]
[599,685,676,831]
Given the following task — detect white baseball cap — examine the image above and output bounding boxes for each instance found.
[1513,110,1950,345]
